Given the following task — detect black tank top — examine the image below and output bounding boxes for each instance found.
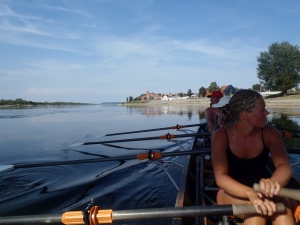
[226,129,270,187]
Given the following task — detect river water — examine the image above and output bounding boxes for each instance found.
[0,104,299,224]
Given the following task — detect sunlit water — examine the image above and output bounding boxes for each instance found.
[0,104,299,223]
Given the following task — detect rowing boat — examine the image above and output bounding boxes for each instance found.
[172,124,300,225]
[0,123,299,224]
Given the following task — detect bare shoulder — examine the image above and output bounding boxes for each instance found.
[263,125,282,138]
[204,107,211,114]
[212,128,227,146]
[213,128,226,137]
[263,125,286,153]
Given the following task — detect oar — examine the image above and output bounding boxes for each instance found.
[287,148,300,154]
[0,203,285,224]
[0,149,212,172]
[276,127,300,133]
[253,183,300,201]
[281,132,300,139]
[79,131,299,146]
[101,143,165,151]
[87,123,206,138]
[2,148,299,172]
[71,132,211,147]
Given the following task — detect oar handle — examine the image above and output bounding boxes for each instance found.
[253,183,300,201]
[232,203,285,215]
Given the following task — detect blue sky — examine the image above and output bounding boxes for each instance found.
[1,0,299,103]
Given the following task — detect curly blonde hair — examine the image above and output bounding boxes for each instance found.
[218,89,262,129]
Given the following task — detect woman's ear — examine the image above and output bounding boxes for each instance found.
[242,111,248,120]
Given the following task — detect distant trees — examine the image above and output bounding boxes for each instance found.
[199,87,206,97]
[257,41,300,95]
[208,82,219,92]
[187,89,192,97]
[252,84,261,91]
[134,96,142,101]
[0,98,91,105]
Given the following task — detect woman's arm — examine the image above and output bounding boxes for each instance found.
[204,108,215,133]
[260,125,292,197]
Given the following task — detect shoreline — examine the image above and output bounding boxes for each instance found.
[123,95,300,107]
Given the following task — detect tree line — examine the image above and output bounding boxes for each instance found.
[0,98,93,106]
[127,41,300,102]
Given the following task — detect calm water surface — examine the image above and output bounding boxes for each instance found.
[0,104,299,223]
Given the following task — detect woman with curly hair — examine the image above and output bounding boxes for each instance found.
[212,89,295,224]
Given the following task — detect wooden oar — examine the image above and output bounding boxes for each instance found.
[0,203,285,224]
[2,148,299,172]
[276,127,300,133]
[71,132,211,147]
[281,132,300,139]
[101,143,165,151]
[287,148,300,154]
[0,149,212,172]
[92,123,206,137]
[253,183,300,201]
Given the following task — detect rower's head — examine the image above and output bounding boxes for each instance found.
[212,96,231,108]
[207,91,223,106]
[218,89,266,129]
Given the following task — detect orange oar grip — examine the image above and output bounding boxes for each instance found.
[294,206,300,222]
[281,132,293,138]
[137,152,162,160]
[159,134,175,140]
[62,211,83,224]
[171,125,184,129]
[61,209,113,224]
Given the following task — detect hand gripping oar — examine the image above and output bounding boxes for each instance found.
[89,123,206,137]
[253,183,300,201]
[73,132,210,147]
[0,203,285,224]
[0,149,212,172]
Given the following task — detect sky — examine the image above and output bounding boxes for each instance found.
[0,0,300,103]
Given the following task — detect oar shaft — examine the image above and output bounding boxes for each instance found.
[6,148,300,170]
[13,155,137,169]
[105,123,204,136]
[282,132,300,138]
[13,149,212,169]
[83,136,161,145]
[287,148,300,154]
[276,127,300,133]
[113,204,283,220]
[112,205,234,220]
[0,204,285,224]
[83,133,210,145]
[253,183,300,201]
[0,214,62,225]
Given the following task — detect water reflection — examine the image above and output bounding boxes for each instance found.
[123,104,300,148]
[123,104,206,121]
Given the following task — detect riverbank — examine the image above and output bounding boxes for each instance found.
[0,103,98,108]
[123,94,300,107]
